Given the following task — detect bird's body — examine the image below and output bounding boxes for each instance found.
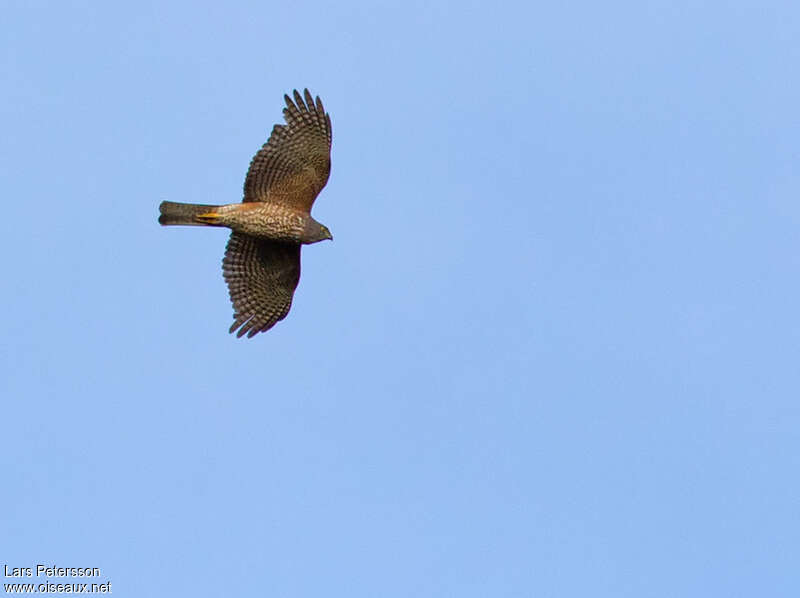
[158,89,333,337]
[159,200,329,243]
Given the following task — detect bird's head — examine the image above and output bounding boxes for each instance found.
[302,218,333,244]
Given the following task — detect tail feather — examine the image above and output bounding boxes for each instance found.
[158,201,222,226]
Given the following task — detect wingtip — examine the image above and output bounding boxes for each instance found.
[293,88,304,109]
[285,88,326,115]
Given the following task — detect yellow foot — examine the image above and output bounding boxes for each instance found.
[196,212,220,223]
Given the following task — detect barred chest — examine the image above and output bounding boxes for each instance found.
[224,203,309,241]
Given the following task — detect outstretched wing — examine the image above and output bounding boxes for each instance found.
[222,233,301,338]
[243,88,332,213]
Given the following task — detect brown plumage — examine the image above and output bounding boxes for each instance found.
[158,89,333,337]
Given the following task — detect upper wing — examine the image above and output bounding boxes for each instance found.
[222,232,302,338]
[243,89,332,213]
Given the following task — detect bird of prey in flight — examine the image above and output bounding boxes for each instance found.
[159,89,332,338]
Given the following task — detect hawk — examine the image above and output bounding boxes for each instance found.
[158,89,333,338]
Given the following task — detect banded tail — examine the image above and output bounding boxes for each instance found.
[158,201,223,226]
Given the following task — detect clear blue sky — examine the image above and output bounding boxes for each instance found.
[2,1,799,596]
